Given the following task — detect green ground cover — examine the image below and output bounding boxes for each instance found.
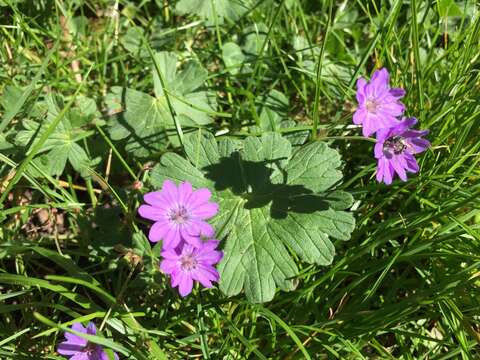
[0,0,479,358]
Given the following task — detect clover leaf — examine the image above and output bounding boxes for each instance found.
[106,52,217,158]
[150,131,355,303]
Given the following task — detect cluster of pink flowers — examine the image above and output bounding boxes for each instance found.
[353,68,430,184]
[138,180,223,297]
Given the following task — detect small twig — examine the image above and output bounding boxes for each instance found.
[163,0,170,22]
[57,180,102,194]
[113,0,120,44]
[105,149,113,183]
[4,42,13,62]
[60,15,82,83]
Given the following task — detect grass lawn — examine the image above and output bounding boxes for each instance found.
[1,0,479,358]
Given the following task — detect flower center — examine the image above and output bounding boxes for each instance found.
[169,205,189,225]
[366,98,380,113]
[180,253,197,271]
[84,342,98,355]
[384,136,406,155]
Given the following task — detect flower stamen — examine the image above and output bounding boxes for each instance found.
[384,136,406,155]
[169,205,189,224]
[180,253,197,271]
[366,98,380,113]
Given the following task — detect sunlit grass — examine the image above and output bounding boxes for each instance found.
[0,0,479,358]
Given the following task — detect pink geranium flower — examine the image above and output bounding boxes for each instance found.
[375,117,430,184]
[354,68,406,136]
[138,180,218,249]
[57,322,118,360]
[160,239,223,297]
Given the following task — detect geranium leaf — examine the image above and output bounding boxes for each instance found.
[252,89,310,145]
[241,23,268,57]
[222,42,245,75]
[150,152,212,190]
[15,94,96,177]
[175,61,208,94]
[150,131,355,303]
[153,51,177,97]
[280,141,343,192]
[105,87,170,158]
[175,0,253,25]
[106,52,216,158]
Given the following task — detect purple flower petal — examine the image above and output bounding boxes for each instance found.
[197,264,220,282]
[144,191,171,209]
[70,353,89,360]
[377,157,394,185]
[180,231,204,248]
[162,226,181,249]
[397,117,417,132]
[356,78,367,104]
[161,247,181,260]
[138,181,219,248]
[191,202,219,219]
[57,322,118,360]
[197,246,223,264]
[362,112,395,137]
[389,87,405,98]
[177,181,193,204]
[86,322,97,335]
[370,68,389,96]
[378,101,405,116]
[404,153,420,173]
[161,180,178,204]
[374,117,429,184]
[178,273,194,297]
[188,188,213,209]
[353,68,405,136]
[361,114,376,137]
[63,334,87,347]
[170,268,181,287]
[392,157,407,181]
[200,239,221,252]
[188,220,215,238]
[57,341,85,355]
[407,137,431,154]
[148,221,170,242]
[352,108,366,125]
[160,259,177,274]
[374,142,384,159]
[71,322,87,334]
[99,349,119,360]
[138,205,164,221]
[63,323,88,346]
[383,161,394,185]
[191,269,213,288]
[376,158,385,183]
[159,236,222,297]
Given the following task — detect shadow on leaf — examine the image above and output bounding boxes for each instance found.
[203,152,332,219]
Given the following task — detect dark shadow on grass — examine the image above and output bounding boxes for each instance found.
[77,206,129,254]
